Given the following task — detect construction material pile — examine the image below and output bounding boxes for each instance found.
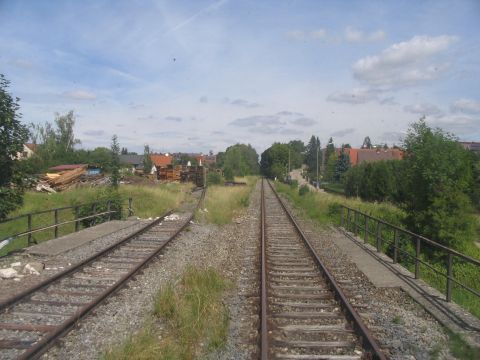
[35,165,109,192]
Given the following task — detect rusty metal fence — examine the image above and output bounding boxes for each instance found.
[340,206,480,304]
[0,198,133,256]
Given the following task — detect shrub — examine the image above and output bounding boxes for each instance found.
[207,171,222,185]
[299,184,309,196]
[289,179,299,189]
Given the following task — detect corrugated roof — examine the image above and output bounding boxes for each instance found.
[119,154,144,165]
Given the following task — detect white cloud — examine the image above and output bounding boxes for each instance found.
[368,30,386,42]
[63,90,96,100]
[291,117,316,126]
[451,98,480,115]
[310,29,327,40]
[327,88,397,106]
[345,27,364,43]
[286,30,305,41]
[403,103,444,117]
[344,27,386,43]
[352,35,457,89]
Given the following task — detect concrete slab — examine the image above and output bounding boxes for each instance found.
[333,226,480,347]
[27,220,139,256]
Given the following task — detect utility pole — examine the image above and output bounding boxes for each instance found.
[316,145,319,189]
[288,149,291,173]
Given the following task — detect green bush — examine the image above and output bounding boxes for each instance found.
[74,188,123,227]
[207,171,223,185]
[299,184,309,196]
[289,179,299,189]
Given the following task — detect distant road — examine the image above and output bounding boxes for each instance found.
[289,168,321,192]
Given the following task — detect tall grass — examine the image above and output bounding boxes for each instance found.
[202,176,257,225]
[0,183,193,256]
[103,266,229,360]
[274,181,480,318]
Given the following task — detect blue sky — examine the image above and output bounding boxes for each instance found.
[1,0,479,153]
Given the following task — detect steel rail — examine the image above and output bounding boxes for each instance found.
[264,180,386,360]
[1,187,206,359]
[260,178,268,359]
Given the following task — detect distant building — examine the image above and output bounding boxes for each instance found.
[119,154,144,173]
[345,148,404,166]
[16,143,37,159]
[459,142,480,156]
[150,154,173,174]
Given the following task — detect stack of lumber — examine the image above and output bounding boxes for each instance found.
[47,167,87,188]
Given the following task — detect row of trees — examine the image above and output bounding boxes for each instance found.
[344,119,480,249]
[260,140,305,179]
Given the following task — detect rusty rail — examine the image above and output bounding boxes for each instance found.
[0,187,205,359]
[263,180,386,359]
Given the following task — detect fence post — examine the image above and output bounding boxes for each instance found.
[415,237,421,279]
[27,214,33,245]
[353,211,358,236]
[364,214,368,244]
[107,200,111,221]
[75,206,80,232]
[393,229,398,264]
[376,222,381,252]
[92,203,97,226]
[446,253,453,302]
[346,208,350,232]
[340,207,344,227]
[128,198,133,217]
[54,209,59,238]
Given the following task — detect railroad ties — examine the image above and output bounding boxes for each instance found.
[260,179,385,360]
[0,188,205,360]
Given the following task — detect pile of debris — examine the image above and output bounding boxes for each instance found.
[35,164,109,193]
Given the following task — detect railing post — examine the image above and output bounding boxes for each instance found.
[415,237,421,279]
[75,206,80,232]
[340,207,344,227]
[347,208,351,231]
[376,222,381,252]
[128,198,133,217]
[54,209,59,238]
[446,253,453,302]
[364,214,368,244]
[27,214,33,245]
[107,200,111,221]
[393,228,398,264]
[92,203,97,226]
[353,211,358,236]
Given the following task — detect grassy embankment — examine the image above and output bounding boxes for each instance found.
[103,266,229,360]
[275,182,480,321]
[200,176,257,225]
[0,183,193,257]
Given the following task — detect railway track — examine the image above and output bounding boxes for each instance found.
[0,188,205,360]
[260,179,385,360]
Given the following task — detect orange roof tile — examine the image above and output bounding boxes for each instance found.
[150,154,173,167]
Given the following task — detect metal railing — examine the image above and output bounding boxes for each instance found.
[340,206,480,303]
[0,198,133,255]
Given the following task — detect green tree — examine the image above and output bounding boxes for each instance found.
[143,144,153,174]
[110,135,120,189]
[402,118,475,248]
[0,74,29,219]
[334,149,350,182]
[304,135,320,180]
[362,136,373,149]
[260,143,290,179]
[324,151,337,182]
[221,143,259,177]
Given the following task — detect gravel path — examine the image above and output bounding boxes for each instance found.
[280,195,454,360]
